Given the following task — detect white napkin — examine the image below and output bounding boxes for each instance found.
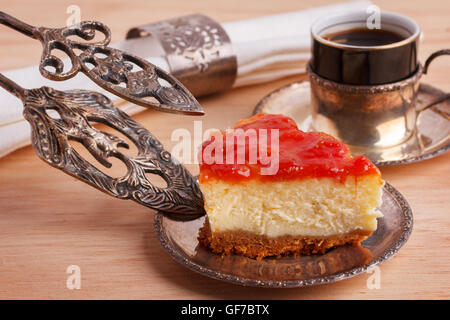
[0,0,371,158]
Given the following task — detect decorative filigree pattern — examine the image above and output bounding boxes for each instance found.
[22,87,205,217]
[0,11,203,115]
[35,21,203,115]
[126,14,237,96]
[159,20,224,73]
[36,23,202,114]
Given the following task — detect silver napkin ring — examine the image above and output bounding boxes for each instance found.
[126,14,237,96]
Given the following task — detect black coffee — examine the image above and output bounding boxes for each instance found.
[323,28,406,46]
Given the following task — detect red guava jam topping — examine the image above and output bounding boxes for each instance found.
[199,113,380,183]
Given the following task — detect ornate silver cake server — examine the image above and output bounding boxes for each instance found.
[0,11,204,115]
[0,73,205,218]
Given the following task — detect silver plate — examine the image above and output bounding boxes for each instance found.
[154,182,413,288]
[253,81,450,166]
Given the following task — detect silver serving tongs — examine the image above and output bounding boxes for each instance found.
[0,12,205,218]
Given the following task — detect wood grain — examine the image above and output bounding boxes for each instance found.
[0,0,449,299]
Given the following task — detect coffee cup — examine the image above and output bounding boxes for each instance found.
[308,10,449,148]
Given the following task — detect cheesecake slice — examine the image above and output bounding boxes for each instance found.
[198,113,383,260]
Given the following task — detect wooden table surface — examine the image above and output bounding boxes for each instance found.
[0,0,449,299]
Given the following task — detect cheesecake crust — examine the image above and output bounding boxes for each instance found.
[198,219,372,260]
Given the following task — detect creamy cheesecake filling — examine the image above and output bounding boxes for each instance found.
[200,175,383,238]
[198,114,383,258]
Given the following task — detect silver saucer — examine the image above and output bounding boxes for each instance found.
[154,182,412,288]
[253,81,450,166]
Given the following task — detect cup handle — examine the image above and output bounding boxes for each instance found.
[423,49,450,74]
[417,49,450,119]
